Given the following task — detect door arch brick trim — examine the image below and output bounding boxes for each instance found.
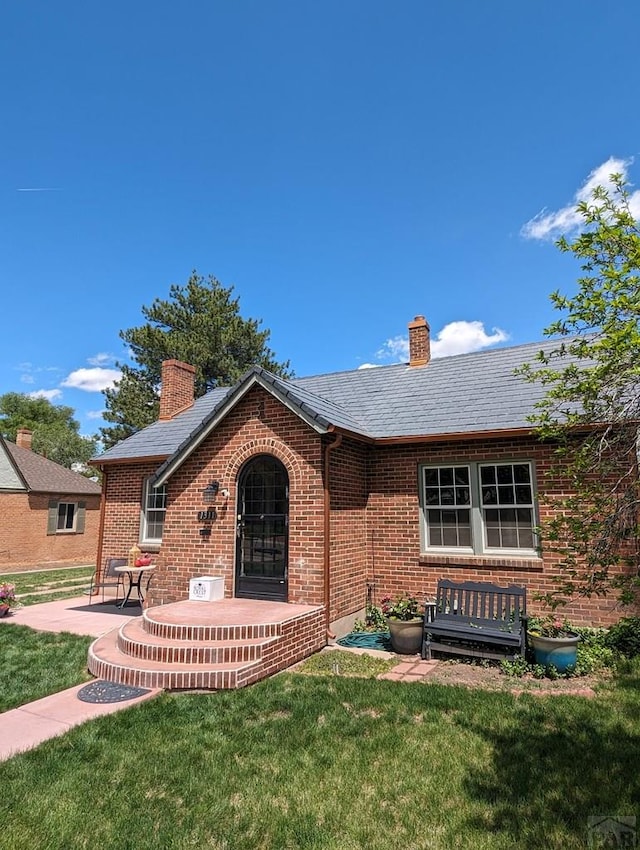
[226,439,302,488]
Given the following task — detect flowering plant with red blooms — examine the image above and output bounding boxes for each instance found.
[0,582,17,608]
[528,615,575,638]
[380,595,423,621]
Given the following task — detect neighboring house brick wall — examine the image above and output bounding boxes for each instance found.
[0,492,101,569]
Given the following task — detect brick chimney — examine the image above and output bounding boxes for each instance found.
[16,428,33,450]
[159,359,196,420]
[408,315,430,367]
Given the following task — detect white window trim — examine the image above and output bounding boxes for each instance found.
[141,479,166,546]
[419,460,539,557]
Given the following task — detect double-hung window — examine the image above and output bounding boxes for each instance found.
[421,461,537,555]
[141,479,167,545]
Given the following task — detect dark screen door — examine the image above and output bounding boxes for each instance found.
[235,455,288,601]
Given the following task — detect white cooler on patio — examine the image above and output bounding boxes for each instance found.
[188,576,225,601]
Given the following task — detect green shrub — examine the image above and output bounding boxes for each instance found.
[500,655,530,678]
[353,604,388,633]
[501,627,615,679]
[605,617,640,659]
[573,627,616,674]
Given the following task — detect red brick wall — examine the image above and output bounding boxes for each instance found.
[99,399,636,628]
[327,437,369,622]
[0,492,101,569]
[366,436,634,627]
[100,387,327,608]
[100,464,153,567]
[159,387,325,606]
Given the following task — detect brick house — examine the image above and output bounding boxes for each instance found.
[91,315,629,637]
[0,429,101,569]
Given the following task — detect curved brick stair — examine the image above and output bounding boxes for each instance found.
[88,598,325,691]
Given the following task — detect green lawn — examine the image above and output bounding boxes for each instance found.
[0,624,92,711]
[1,566,95,606]
[1,665,639,850]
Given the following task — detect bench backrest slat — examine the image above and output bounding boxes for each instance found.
[434,579,526,627]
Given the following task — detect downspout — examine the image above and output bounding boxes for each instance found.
[94,467,107,585]
[324,431,343,639]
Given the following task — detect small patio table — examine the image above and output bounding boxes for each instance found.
[115,564,155,608]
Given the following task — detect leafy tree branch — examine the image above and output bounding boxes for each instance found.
[519,175,640,608]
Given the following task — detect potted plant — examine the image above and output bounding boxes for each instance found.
[0,582,17,617]
[527,615,580,673]
[381,594,424,654]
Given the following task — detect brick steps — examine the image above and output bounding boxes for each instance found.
[87,598,327,691]
[118,618,274,665]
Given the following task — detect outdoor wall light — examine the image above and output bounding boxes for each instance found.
[202,481,220,503]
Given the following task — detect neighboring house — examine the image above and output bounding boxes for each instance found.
[91,316,631,631]
[0,429,102,569]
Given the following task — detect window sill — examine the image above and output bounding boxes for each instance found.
[419,552,543,572]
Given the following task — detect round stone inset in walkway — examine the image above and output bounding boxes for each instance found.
[77,680,151,704]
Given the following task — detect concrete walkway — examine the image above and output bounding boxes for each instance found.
[0,594,140,636]
[0,596,160,762]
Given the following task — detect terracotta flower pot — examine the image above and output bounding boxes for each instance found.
[0,603,10,617]
[528,631,580,673]
[387,618,423,654]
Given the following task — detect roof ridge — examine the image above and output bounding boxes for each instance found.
[292,336,560,382]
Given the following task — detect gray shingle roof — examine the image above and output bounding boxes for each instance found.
[1,438,102,495]
[94,338,557,466]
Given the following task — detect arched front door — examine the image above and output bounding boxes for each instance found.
[235,455,289,601]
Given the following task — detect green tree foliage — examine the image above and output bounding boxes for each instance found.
[520,175,640,608]
[0,392,97,472]
[100,272,292,447]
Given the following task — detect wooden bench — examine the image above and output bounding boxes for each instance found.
[422,579,527,662]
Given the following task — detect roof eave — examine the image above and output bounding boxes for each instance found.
[372,427,538,445]
[91,454,170,469]
[326,425,542,446]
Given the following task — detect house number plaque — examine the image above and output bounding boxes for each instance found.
[197,509,217,522]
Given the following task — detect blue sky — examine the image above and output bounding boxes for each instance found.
[2,1,639,438]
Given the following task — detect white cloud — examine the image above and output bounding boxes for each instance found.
[376,335,410,362]
[521,156,640,241]
[372,320,509,364]
[85,409,106,420]
[28,388,62,401]
[61,367,121,392]
[88,352,117,367]
[430,321,509,357]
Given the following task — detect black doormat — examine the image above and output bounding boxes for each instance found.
[77,680,151,704]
